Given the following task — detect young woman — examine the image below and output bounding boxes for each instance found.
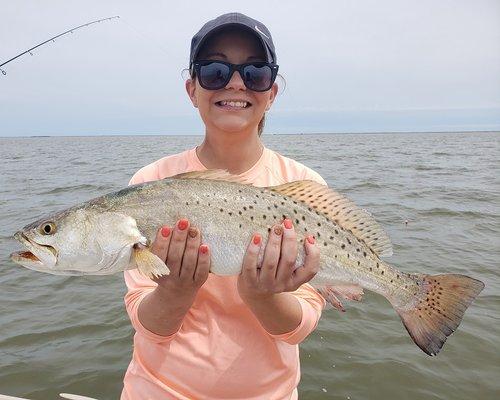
[121,13,327,400]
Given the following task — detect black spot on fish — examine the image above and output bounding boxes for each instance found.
[335,229,339,234]
[249,205,254,209]
[317,222,321,227]
[347,238,351,244]
[238,211,242,215]
[329,236,333,240]
[341,244,345,249]
[243,207,247,211]
[262,215,266,219]
[228,212,232,216]
[363,251,367,257]
[302,216,306,221]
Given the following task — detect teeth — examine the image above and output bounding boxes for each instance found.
[220,101,248,108]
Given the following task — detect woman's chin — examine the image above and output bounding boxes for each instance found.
[212,119,257,134]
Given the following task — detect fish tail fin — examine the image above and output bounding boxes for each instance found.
[396,274,484,356]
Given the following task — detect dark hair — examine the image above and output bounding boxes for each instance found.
[257,114,265,136]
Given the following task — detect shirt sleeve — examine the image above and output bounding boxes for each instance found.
[123,269,179,343]
[268,283,326,345]
[123,164,178,343]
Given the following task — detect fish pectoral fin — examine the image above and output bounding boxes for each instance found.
[133,246,170,280]
[317,284,364,311]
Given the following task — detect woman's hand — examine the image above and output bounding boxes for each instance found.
[137,219,210,337]
[237,219,320,335]
[237,219,319,302]
[150,219,210,296]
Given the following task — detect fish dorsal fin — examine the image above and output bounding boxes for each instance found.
[172,169,251,185]
[270,181,393,257]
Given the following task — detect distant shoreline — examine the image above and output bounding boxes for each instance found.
[1,130,499,138]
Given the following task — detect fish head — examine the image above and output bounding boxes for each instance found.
[10,207,144,275]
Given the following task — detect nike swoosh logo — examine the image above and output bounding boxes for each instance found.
[254,25,270,39]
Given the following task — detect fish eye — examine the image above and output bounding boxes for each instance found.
[40,222,57,235]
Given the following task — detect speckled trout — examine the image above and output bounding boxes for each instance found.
[10,170,484,355]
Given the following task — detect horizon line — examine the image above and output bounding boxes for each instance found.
[1,129,500,138]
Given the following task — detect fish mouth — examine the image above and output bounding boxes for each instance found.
[10,231,58,267]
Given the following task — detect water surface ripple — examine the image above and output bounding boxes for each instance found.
[0,132,499,399]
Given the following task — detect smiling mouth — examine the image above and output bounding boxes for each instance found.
[215,100,251,109]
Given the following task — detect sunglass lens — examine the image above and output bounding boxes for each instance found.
[199,62,230,89]
[242,65,273,91]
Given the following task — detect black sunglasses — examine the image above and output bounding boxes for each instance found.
[192,60,279,92]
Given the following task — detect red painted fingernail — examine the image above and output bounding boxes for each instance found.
[178,219,188,230]
[307,235,316,244]
[161,226,171,237]
[200,244,209,254]
[253,234,261,245]
[283,219,293,229]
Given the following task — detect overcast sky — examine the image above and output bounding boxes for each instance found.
[1,0,499,136]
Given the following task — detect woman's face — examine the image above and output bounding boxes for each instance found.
[186,29,278,135]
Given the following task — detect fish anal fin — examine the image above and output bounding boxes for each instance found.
[270,180,393,257]
[133,245,170,279]
[317,284,364,311]
[396,273,484,356]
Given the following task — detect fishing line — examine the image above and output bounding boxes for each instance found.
[117,18,172,57]
[0,16,120,76]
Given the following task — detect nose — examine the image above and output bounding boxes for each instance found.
[225,70,246,91]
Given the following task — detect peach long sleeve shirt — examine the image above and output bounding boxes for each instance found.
[121,147,327,400]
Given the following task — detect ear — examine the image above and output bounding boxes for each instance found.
[265,82,279,111]
[185,78,198,108]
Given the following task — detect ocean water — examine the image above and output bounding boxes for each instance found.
[0,132,499,399]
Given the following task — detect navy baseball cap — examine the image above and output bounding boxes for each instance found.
[189,12,277,69]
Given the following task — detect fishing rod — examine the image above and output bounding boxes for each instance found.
[0,15,120,76]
